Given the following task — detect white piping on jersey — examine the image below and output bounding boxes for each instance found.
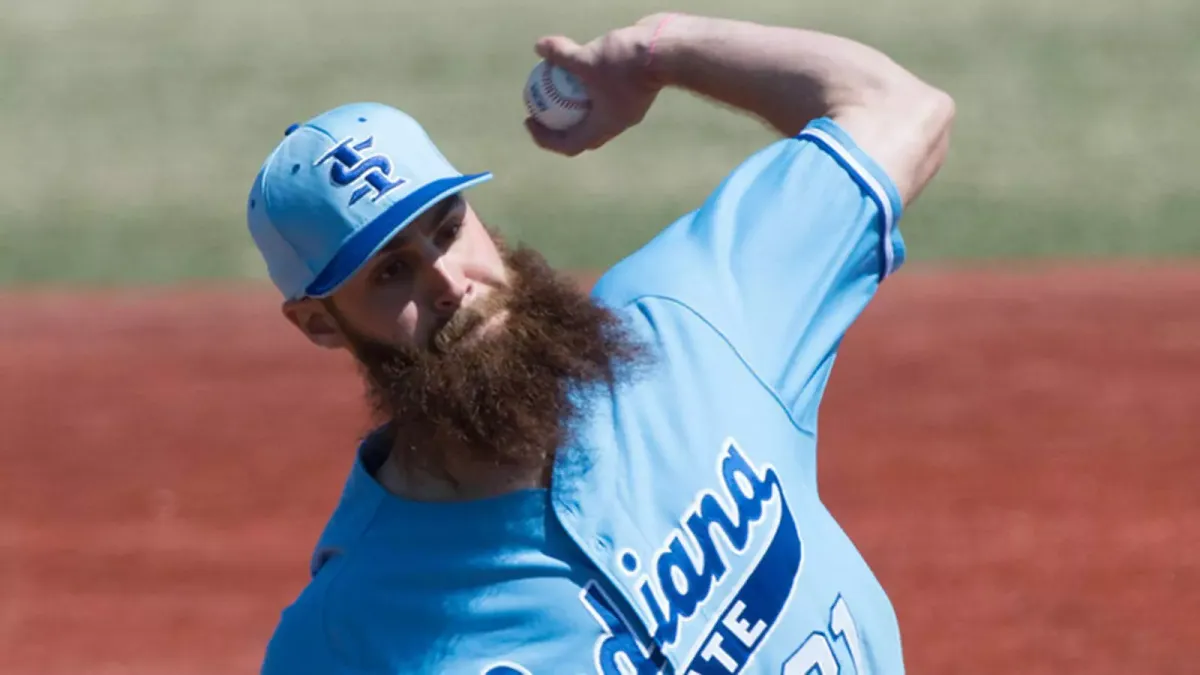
[798,128,898,279]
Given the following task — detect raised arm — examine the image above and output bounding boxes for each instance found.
[527,12,955,206]
[646,13,954,205]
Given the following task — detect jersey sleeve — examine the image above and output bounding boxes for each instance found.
[592,117,905,430]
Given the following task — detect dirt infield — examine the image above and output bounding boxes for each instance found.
[1,266,1197,675]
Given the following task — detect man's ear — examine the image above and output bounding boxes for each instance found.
[282,297,348,350]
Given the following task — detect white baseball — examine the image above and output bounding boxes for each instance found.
[523,60,591,131]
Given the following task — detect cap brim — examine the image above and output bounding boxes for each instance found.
[303,172,493,298]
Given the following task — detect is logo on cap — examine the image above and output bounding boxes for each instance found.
[315,136,407,207]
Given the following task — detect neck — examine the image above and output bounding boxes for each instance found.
[376,444,551,502]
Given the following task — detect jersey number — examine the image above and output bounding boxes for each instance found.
[781,595,867,674]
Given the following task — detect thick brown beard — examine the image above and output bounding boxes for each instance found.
[333,243,646,484]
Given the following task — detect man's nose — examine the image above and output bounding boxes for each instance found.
[422,254,471,315]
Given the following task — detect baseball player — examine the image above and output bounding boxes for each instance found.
[248,11,953,675]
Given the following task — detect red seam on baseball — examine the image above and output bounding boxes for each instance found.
[540,66,588,110]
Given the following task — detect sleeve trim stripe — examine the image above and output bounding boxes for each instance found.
[797,127,899,279]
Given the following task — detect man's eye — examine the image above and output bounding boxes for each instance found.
[435,220,462,248]
[376,258,412,283]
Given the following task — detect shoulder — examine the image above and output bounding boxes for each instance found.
[591,119,900,308]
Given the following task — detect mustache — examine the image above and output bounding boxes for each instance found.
[430,309,485,355]
[429,292,509,356]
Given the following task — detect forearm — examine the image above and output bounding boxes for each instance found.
[644,14,917,135]
[640,13,955,203]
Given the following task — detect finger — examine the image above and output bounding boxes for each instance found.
[525,116,612,157]
[534,36,592,77]
[524,117,586,157]
[584,128,619,152]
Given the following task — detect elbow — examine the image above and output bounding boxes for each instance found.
[917,84,956,175]
[895,81,956,204]
[854,65,957,153]
[921,84,957,146]
[857,73,956,205]
[888,73,956,157]
[883,71,956,145]
[828,63,957,205]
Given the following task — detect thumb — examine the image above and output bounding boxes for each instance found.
[535,36,592,76]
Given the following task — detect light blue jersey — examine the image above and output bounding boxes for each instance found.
[262,117,907,675]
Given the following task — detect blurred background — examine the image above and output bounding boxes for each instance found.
[2,0,1198,279]
[1,1,1197,674]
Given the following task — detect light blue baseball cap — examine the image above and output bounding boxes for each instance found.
[247,102,492,300]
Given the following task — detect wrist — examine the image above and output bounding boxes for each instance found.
[635,12,687,88]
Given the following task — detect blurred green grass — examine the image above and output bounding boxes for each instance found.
[1,0,1197,286]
